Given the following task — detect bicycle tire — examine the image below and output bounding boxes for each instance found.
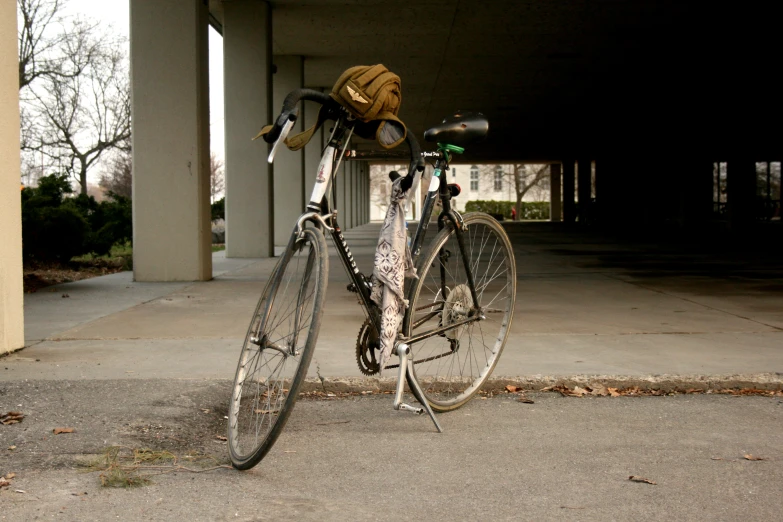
[404,212,516,412]
[228,227,328,469]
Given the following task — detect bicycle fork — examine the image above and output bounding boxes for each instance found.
[393,343,443,433]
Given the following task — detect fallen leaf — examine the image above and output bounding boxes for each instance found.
[570,386,589,397]
[8,446,17,450]
[254,409,278,414]
[284,450,296,453]
[1,411,25,425]
[5,473,16,480]
[53,427,75,434]
[743,454,766,461]
[0,478,10,488]
[200,409,211,413]
[710,457,725,461]
[590,384,610,397]
[628,475,657,485]
[517,397,535,404]
[506,385,522,393]
[15,490,26,494]
[608,388,621,397]
[215,435,227,441]
[71,492,88,496]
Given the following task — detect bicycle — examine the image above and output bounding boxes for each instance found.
[228,90,517,469]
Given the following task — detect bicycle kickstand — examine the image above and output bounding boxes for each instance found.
[393,343,443,433]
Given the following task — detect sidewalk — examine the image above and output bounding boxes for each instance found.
[6,222,782,387]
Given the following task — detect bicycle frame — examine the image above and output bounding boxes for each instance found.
[292,117,483,349]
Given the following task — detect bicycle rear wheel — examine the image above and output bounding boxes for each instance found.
[404,212,516,412]
[228,227,328,469]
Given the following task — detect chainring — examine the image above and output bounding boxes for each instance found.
[355,318,381,376]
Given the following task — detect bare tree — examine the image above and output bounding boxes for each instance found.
[369,163,410,217]
[484,164,550,217]
[98,146,132,199]
[18,0,131,195]
[210,152,225,202]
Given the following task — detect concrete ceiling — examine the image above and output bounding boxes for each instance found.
[210,1,781,162]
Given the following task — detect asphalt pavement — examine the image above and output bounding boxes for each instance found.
[2,221,782,519]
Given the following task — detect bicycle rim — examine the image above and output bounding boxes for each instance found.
[405,213,516,411]
[228,228,327,469]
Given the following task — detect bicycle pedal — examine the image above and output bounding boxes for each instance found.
[397,403,424,415]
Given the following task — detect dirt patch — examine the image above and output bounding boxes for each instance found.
[23,259,128,293]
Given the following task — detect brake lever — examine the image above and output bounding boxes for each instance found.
[268,117,296,164]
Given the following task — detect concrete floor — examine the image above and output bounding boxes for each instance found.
[6,222,783,386]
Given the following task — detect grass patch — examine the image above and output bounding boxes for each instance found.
[212,244,225,252]
[84,446,230,488]
[71,241,133,269]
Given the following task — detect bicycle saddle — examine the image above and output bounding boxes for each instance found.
[424,111,488,147]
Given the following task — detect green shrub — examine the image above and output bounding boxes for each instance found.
[211,197,225,221]
[464,200,550,220]
[21,174,133,261]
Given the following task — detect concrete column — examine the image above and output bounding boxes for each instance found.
[1,5,24,353]
[303,88,324,207]
[349,161,356,228]
[577,159,592,223]
[336,162,346,227]
[562,160,576,223]
[550,163,562,222]
[728,160,757,228]
[223,0,273,257]
[362,161,370,225]
[131,0,211,281]
[679,160,715,226]
[273,55,304,246]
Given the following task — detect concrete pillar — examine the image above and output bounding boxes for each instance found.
[1,5,24,353]
[223,0,273,258]
[273,55,304,246]
[131,0,211,281]
[337,162,346,227]
[562,160,576,223]
[679,160,715,226]
[550,163,562,222]
[303,88,324,207]
[728,160,757,228]
[577,159,592,223]
[362,163,367,224]
[349,161,356,228]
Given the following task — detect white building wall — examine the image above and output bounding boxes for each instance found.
[370,163,551,221]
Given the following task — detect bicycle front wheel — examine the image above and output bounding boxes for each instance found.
[228,227,328,469]
[404,212,516,412]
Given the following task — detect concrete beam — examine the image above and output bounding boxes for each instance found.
[273,55,304,245]
[1,5,24,353]
[131,0,211,281]
[550,163,562,222]
[223,0,273,258]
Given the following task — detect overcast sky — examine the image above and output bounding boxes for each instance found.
[66,0,226,171]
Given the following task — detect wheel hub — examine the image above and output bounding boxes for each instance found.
[443,284,472,340]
